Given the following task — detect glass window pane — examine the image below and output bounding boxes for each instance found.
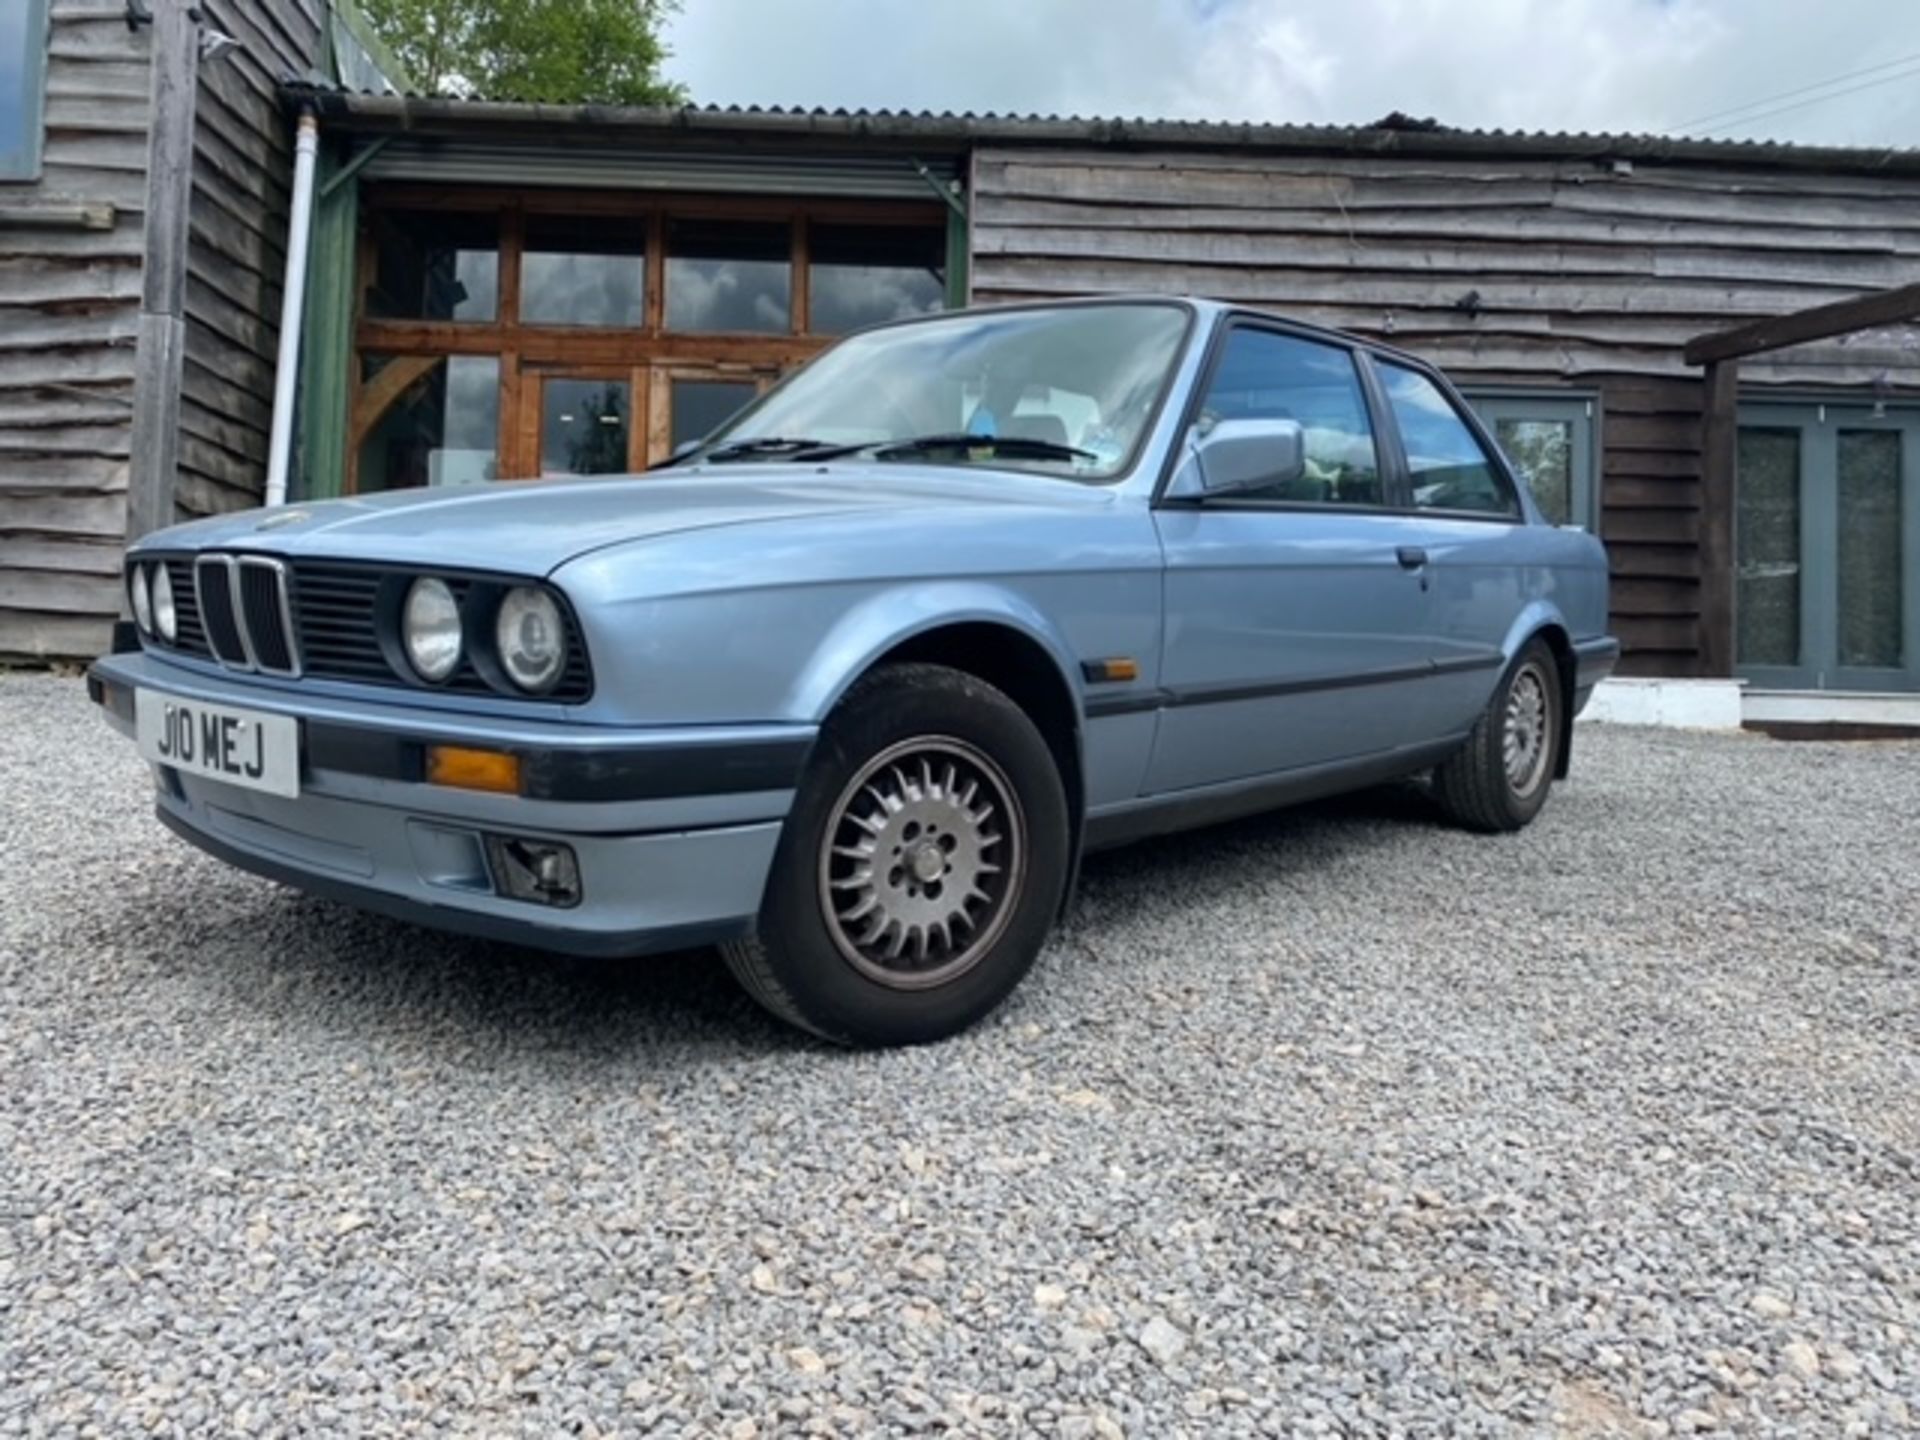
[366,210,499,322]
[809,224,945,334]
[542,379,630,476]
[671,380,759,450]
[1196,330,1381,504]
[709,302,1188,479]
[1494,418,1573,526]
[0,1,49,179]
[521,215,646,327]
[1380,364,1514,516]
[1837,429,1903,669]
[356,356,500,492]
[666,220,791,333]
[1736,427,1802,668]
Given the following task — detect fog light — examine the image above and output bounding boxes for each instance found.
[485,835,581,908]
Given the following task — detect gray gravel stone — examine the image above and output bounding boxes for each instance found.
[4,671,1919,1437]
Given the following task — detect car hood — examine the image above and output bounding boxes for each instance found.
[138,464,1117,575]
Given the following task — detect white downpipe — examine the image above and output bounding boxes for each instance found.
[264,111,320,507]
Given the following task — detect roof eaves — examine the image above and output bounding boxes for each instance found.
[280,85,1920,175]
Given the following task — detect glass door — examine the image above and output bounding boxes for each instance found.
[1737,404,1919,692]
[520,368,644,478]
[646,366,777,465]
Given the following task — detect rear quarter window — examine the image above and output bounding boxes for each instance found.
[1378,362,1519,518]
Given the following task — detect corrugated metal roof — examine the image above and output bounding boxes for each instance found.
[284,84,1920,171]
[284,83,1920,173]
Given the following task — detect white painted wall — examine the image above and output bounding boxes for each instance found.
[1578,678,1745,730]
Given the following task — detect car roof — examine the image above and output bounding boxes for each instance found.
[876,294,1440,374]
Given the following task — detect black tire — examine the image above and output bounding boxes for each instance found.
[721,662,1071,1046]
[1433,637,1564,834]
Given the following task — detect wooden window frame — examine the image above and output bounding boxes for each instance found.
[349,186,946,482]
[648,364,780,463]
[520,364,650,477]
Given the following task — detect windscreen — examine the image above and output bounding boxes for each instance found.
[696,303,1192,481]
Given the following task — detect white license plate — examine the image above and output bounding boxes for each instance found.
[135,689,301,798]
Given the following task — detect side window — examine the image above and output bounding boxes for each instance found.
[1196,328,1382,505]
[1378,362,1518,517]
[1,0,51,181]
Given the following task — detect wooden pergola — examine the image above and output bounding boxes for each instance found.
[1684,281,1920,677]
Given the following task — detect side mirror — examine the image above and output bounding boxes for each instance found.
[1190,418,1306,498]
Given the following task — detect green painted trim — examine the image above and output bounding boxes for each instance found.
[296,141,361,501]
[945,201,969,309]
[320,135,392,200]
[911,158,968,219]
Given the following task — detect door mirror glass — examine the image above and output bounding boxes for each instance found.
[1194,419,1306,498]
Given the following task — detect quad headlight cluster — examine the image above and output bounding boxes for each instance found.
[400,577,570,695]
[126,560,177,643]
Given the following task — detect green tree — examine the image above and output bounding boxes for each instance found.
[357,0,685,106]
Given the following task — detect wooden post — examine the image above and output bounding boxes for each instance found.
[124,0,199,541]
[1697,359,1739,677]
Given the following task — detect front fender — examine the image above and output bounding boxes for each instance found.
[782,581,1087,723]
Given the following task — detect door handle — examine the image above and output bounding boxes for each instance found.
[1397,546,1429,570]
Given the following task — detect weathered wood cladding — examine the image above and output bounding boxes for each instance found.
[180,0,324,519]
[970,149,1920,383]
[0,0,149,658]
[971,145,1920,674]
[1,0,325,656]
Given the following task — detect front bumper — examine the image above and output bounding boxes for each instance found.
[89,652,815,957]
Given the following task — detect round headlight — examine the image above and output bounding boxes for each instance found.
[403,577,463,683]
[151,563,177,643]
[129,563,153,634]
[495,587,565,693]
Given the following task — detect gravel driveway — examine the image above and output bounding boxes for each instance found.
[2,671,1916,1438]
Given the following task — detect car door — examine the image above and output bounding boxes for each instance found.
[1144,322,1435,794]
[1367,355,1532,737]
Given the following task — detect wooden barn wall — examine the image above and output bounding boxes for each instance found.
[181,0,325,520]
[970,147,1920,676]
[0,0,148,658]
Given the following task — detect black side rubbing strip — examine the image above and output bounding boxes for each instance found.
[1080,653,1505,719]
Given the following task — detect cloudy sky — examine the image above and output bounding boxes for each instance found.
[662,0,1920,149]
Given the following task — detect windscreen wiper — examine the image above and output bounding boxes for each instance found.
[700,437,872,464]
[870,433,1096,462]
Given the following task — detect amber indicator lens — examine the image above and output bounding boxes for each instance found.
[426,745,522,794]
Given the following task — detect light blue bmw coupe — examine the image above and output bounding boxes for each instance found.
[91,298,1617,1045]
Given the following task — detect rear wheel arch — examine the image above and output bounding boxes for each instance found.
[1526,621,1578,780]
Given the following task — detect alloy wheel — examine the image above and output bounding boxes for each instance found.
[817,736,1027,990]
